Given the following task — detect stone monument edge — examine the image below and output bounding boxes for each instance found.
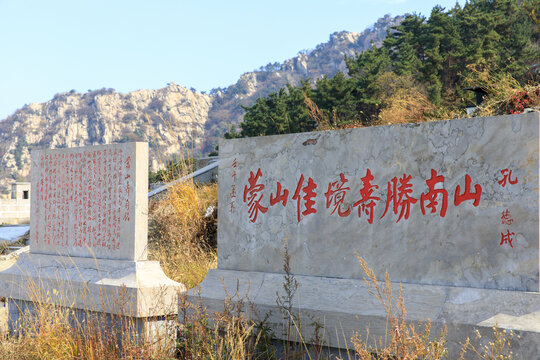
[133,141,149,261]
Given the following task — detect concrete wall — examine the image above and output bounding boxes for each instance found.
[0,182,31,224]
[0,199,30,225]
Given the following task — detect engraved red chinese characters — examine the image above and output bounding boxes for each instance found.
[501,209,513,225]
[292,175,317,222]
[229,158,238,213]
[454,174,482,207]
[500,229,515,248]
[270,182,289,207]
[498,168,518,187]
[420,169,447,217]
[324,173,351,217]
[243,168,268,222]
[381,173,417,223]
[353,169,380,224]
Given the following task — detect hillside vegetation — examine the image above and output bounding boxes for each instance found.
[228,0,539,138]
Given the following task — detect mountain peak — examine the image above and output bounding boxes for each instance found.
[329,30,361,43]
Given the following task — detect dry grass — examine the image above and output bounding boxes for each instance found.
[376,89,434,125]
[374,72,462,125]
[464,64,540,117]
[0,279,175,359]
[147,138,218,288]
[375,72,436,125]
[351,256,448,360]
[177,289,273,360]
[349,257,517,360]
[148,179,218,289]
[458,326,517,360]
[147,164,273,359]
[305,96,363,131]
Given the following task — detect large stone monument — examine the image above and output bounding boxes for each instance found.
[0,142,183,333]
[192,113,540,358]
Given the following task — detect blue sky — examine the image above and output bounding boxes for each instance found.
[0,0,462,120]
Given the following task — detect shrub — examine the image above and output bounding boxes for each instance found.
[148,180,217,288]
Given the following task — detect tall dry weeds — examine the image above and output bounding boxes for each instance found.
[351,256,448,359]
[305,95,363,131]
[458,326,516,360]
[178,287,273,360]
[375,72,461,125]
[0,277,175,359]
[148,179,217,289]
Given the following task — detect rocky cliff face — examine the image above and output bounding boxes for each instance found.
[0,84,212,193]
[201,14,402,152]
[0,15,401,193]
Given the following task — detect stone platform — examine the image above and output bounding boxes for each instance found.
[0,142,184,345]
[193,269,540,358]
[0,252,182,319]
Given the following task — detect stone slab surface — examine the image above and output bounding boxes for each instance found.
[218,113,540,291]
[0,252,183,317]
[30,142,148,261]
[190,269,540,359]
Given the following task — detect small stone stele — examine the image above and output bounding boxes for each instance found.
[0,142,183,338]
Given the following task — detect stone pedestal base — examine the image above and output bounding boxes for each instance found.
[6,299,177,352]
[0,252,184,344]
[189,269,540,359]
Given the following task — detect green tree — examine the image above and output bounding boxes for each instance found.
[345,44,392,123]
[384,14,425,75]
[227,0,539,137]
[235,82,314,138]
[313,72,359,124]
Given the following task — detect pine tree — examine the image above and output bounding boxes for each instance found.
[313,72,358,124]
[235,82,314,138]
[345,45,392,123]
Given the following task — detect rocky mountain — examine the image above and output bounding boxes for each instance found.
[0,14,401,193]
[202,14,402,152]
[0,85,212,192]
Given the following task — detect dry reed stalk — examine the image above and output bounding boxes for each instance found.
[464,63,539,117]
[351,256,447,360]
[0,267,175,359]
[148,180,217,288]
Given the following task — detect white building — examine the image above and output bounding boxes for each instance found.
[0,182,30,225]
